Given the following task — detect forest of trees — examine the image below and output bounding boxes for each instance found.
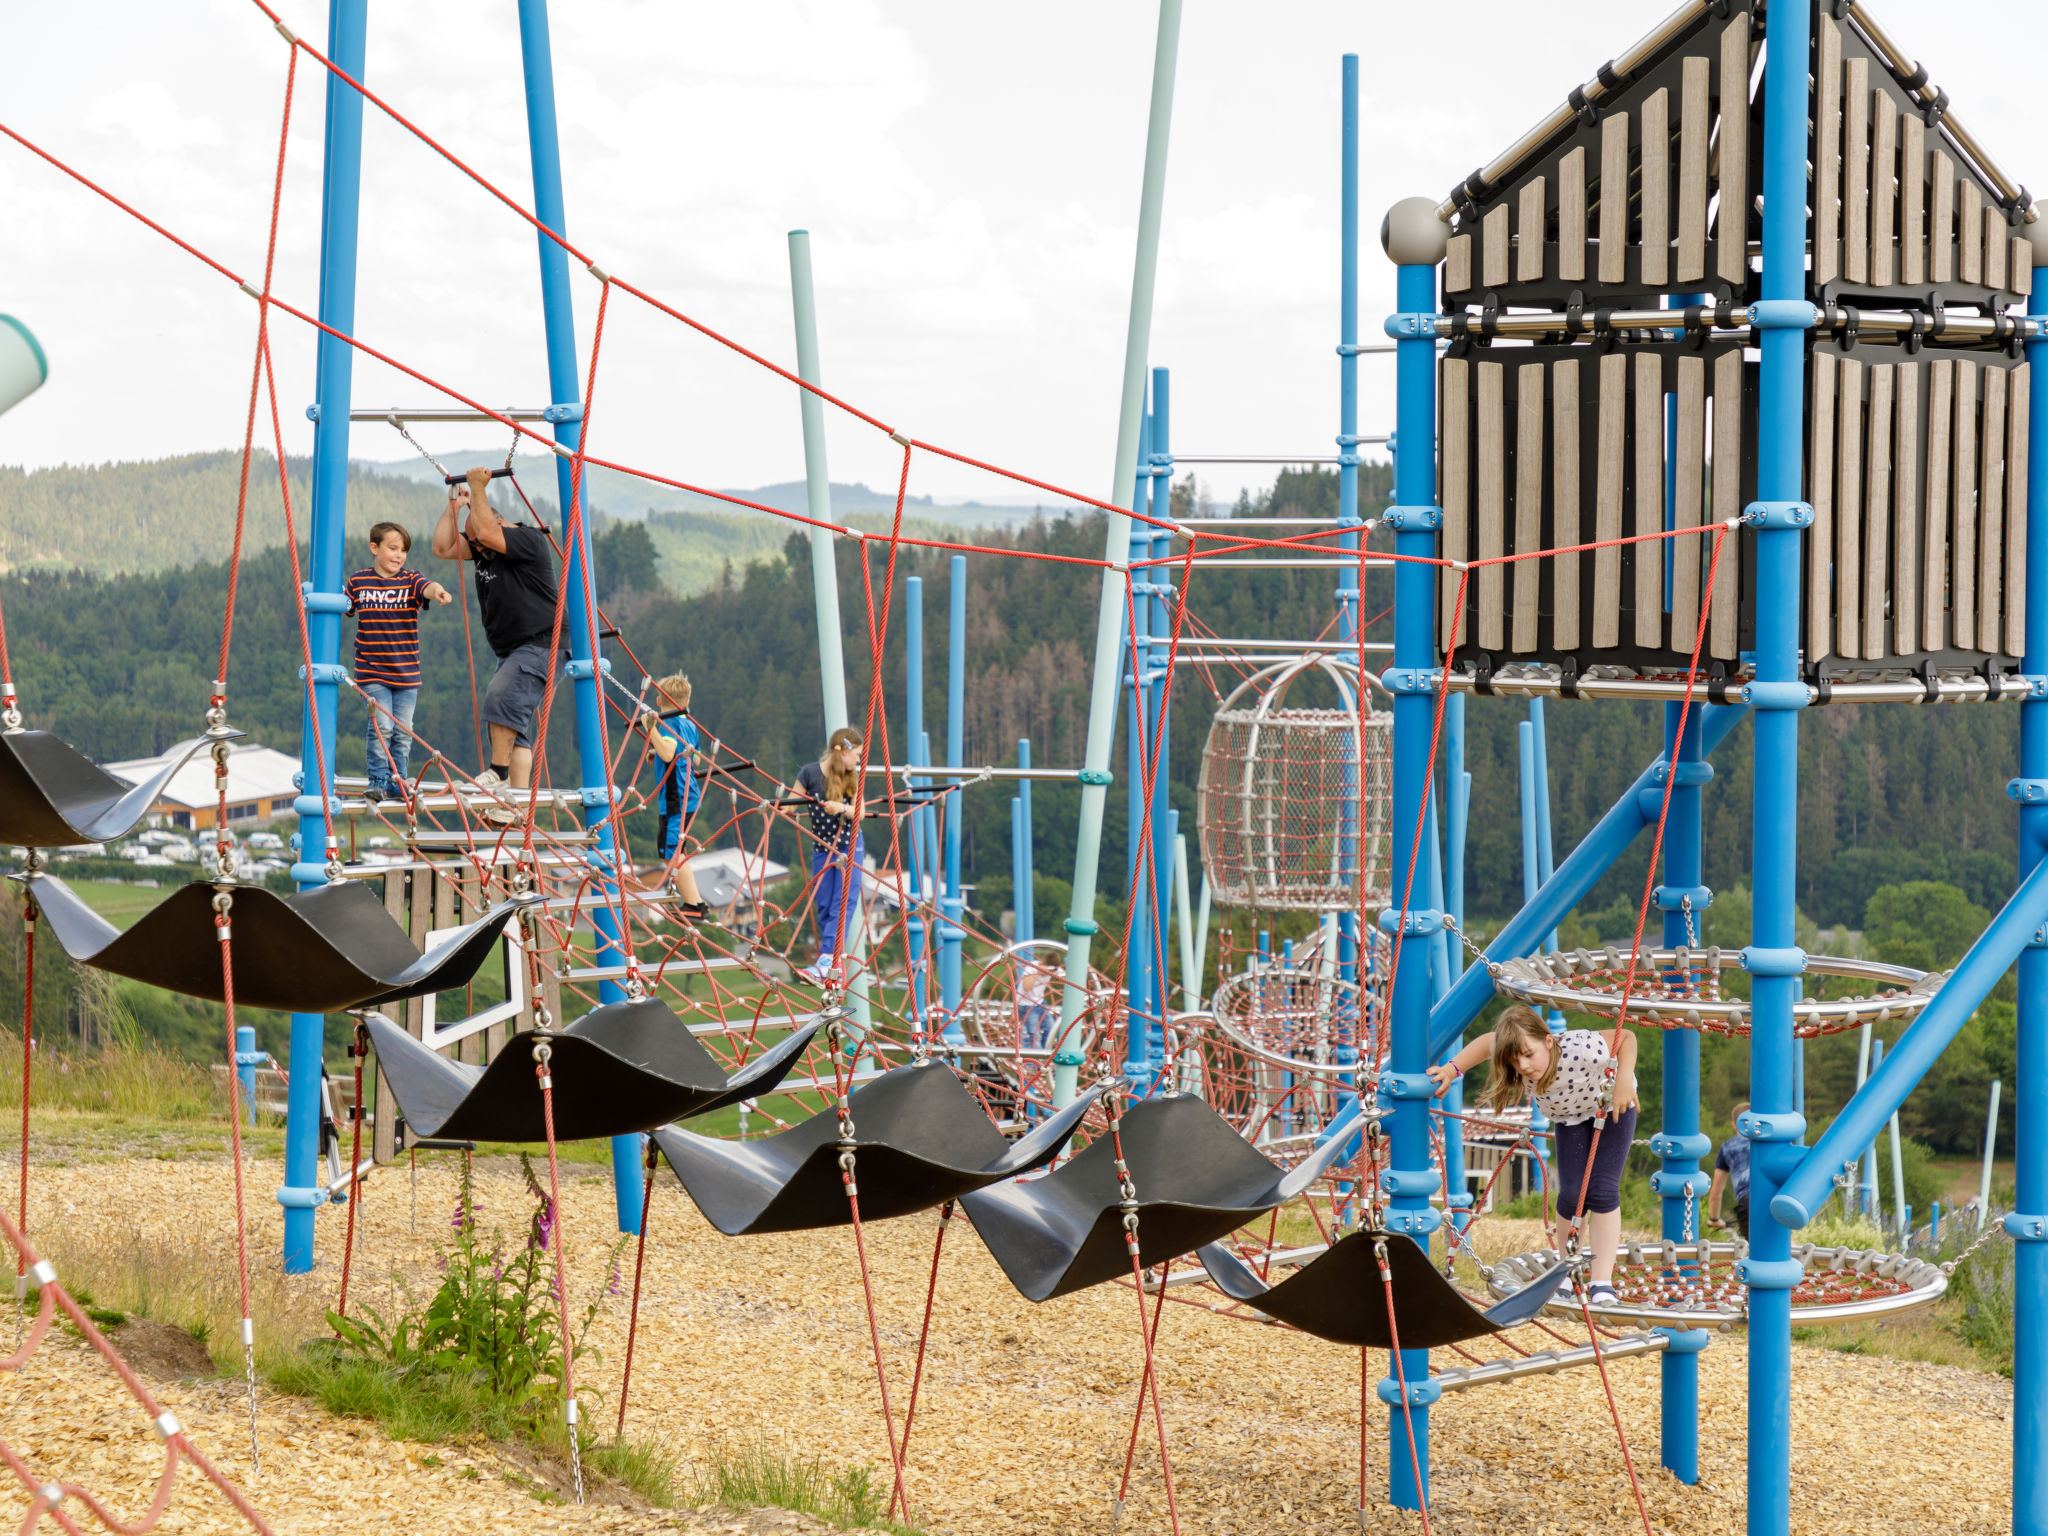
[0,458,2024,1152]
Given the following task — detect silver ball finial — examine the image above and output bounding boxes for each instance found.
[2023,202,2048,273]
[1381,197,1449,266]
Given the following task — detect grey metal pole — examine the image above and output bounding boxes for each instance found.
[788,231,850,736]
[1048,0,1184,1108]
[1983,1078,2004,1219]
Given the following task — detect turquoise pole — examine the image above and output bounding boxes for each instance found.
[788,232,849,735]
[1018,738,1034,941]
[282,0,369,1272]
[940,556,966,1045]
[1049,0,1183,1110]
[905,581,929,1034]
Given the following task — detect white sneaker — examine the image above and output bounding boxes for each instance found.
[471,769,505,795]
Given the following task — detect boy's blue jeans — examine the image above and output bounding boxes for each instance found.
[361,682,418,798]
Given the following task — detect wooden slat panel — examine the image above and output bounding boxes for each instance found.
[1808,351,1838,663]
[1710,348,1744,658]
[1836,356,1864,657]
[1843,59,1870,284]
[1440,358,1469,652]
[1901,115,1926,287]
[1931,151,1955,284]
[1483,205,1511,289]
[1593,351,1627,647]
[1979,365,2007,652]
[1635,351,1665,648]
[1893,363,1921,658]
[1552,359,1582,650]
[1987,207,2008,291]
[1960,180,1984,286]
[2018,239,2035,298]
[1871,91,1898,288]
[1517,178,1547,283]
[1559,147,1588,283]
[1640,89,1669,286]
[1864,365,1894,660]
[1673,354,1706,646]
[1476,361,1506,650]
[1512,363,1545,652]
[2009,364,2031,656]
[1678,58,1710,284]
[1812,14,1843,287]
[1952,360,1979,643]
[1599,112,1631,284]
[1446,233,1473,294]
[1924,359,1955,650]
[1715,14,1751,287]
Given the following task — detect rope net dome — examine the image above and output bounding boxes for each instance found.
[1195,657,1392,913]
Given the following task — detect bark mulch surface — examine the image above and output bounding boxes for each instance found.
[0,1154,2011,1534]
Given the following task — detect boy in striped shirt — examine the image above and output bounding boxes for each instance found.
[345,522,451,803]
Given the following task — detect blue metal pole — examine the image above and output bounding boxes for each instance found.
[236,1025,259,1130]
[905,580,929,1030]
[1442,691,1470,1231]
[1018,738,1035,942]
[1124,402,1155,1089]
[281,0,369,1273]
[940,556,967,1046]
[1516,721,1553,1178]
[1427,704,1749,1060]
[1147,367,1175,1078]
[513,0,640,1234]
[2019,234,2048,1536]
[1336,54,1363,1002]
[1656,701,1711,1482]
[1530,698,1558,954]
[1381,234,1443,1510]
[1745,4,1815,1526]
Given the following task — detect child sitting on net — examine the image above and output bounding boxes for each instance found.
[1427,1003,1640,1308]
[632,671,710,920]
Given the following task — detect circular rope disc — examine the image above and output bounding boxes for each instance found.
[1209,963,1373,1077]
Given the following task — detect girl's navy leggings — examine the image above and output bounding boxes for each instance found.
[1552,1106,1637,1218]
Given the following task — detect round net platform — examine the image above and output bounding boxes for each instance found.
[1196,657,1392,913]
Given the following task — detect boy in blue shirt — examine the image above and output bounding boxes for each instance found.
[344,522,451,803]
[1708,1100,1752,1238]
[634,672,709,918]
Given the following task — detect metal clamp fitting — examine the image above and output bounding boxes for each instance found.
[1376,1374,1445,1408]
[297,662,350,685]
[1649,1169,1713,1197]
[1379,667,1442,695]
[564,657,612,681]
[1747,300,1821,330]
[578,784,618,808]
[1053,1049,1087,1067]
[1738,946,1807,978]
[299,586,352,615]
[1380,504,1443,532]
[2004,1213,2048,1241]
[1736,1108,1806,1142]
[1381,1206,1443,1237]
[1076,768,1114,786]
[1653,1325,1714,1354]
[1377,906,1445,936]
[1652,884,1713,912]
[1650,759,1716,788]
[151,1411,182,1441]
[1742,500,1815,530]
[292,794,349,819]
[2008,779,2048,804]
[1063,918,1099,937]
[540,403,584,423]
[1383,312,1442,340]
[1740,680,1812,710]
[1378,1072,1439,1101]
[1650,1131,1714,1161]
[1381,1167,1441,1198]
[288,861,337,885]
[1735,1256,1805,1289]
[275,1184,328,1209]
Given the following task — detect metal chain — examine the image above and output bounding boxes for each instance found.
[1441,913,1502,975]
[1941,1212,2010,1277]
[503,422,521,474]
[389,415,450,479]
[1681,893,1699,949]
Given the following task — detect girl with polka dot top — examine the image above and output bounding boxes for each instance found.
[794,727,866,978]
[1428,1004,1640,1309]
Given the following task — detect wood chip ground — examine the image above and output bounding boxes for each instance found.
[0,1154,2012,1534]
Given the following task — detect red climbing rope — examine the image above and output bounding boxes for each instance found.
[615,1140,659,1439]
[336,1019,369,1321]
[15,894,34,1298]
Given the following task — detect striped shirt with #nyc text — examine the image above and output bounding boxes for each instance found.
[343,567,432,687]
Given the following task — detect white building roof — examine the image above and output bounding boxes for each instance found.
[103,738,302,812]
[685,847,789,886]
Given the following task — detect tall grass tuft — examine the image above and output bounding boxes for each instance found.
[692,1436,919,1533]
[0,1026,217,1120]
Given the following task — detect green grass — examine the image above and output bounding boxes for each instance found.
[58,879,175,929]
[693,1437,922,1534]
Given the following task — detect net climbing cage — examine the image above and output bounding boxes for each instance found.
[1195,656,1393,913]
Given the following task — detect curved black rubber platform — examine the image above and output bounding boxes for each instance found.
[0,729,240,849]
[1195,1230,1571,1349]
[959,1093,1353,1302]
[23,871,518,1015]
[367,1000,820,1143]
[653,1061,1098,1235]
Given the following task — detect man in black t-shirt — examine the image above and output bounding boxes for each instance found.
[431,467,561,824]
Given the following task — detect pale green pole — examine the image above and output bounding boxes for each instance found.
[1049,0,1184,1108]
[788,230,870,1032]
[1173,832,1197,1013]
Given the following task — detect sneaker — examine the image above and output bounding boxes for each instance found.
[1587,1284,1621,1309]
[479,801,519,829]
[800,958,835,981]
[471,768,506,795]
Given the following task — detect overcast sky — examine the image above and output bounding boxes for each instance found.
[0,0,2035,510]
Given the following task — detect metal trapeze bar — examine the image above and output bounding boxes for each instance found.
[865,764,1083,782]
[1424,667,2035,706]
[349,406,567,423]
[1431,1332,1676,1393]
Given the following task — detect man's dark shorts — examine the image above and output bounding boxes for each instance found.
[481,641,559,749]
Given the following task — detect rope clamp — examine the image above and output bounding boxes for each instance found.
[888,429,913,448]
[586,261,611,283]
[28,1260,55,1288]
[36,1484,61,1510]
[152,1411,182,1441]
[274,19,298,42]
[238,279,265,303]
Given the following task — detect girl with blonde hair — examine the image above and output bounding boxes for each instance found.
[1428,1004,1640,1307]
[795,726,866,979]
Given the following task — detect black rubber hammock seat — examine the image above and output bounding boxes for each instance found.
[366,1000,821,1143]
[652,1059,1100,1235]
[0,728,238,848]
[21,871,520,1015]
[1194,1230,1572,1349]
[959,1092,1354,1302]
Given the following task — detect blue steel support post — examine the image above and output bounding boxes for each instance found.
[1529,699,1559,956]
[1441,692,1470,1231]
[1746,6,1813,1529]
[1517,722,1553,1180]
[905,581,929,1030]
[2021,231,2048,1536]
[1147,368,1175,1076]
[940,556,967,1045]
[1018,739,1034,942]
[1336,55,1364,1003]
[1124,402,1155,1089]
[282,0,369,1272]
[515,0,640,1233]
[1381,203,1447,1509]
[1656,702,1711,1482]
